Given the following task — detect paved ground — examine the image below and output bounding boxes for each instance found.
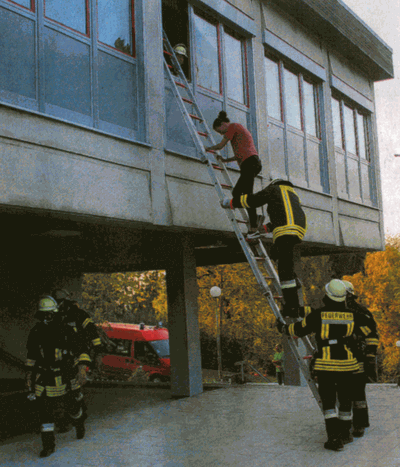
[0,383,399,466]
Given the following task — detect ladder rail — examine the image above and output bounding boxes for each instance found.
[163,30,322,411]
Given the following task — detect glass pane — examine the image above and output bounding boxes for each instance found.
[344,105,356,155]
[284,69,301,130]
[194,14,219,93]
[264,57,281,121]
[303,81,317,137]
[12,0,32,8]
[45,0,87,34]
[224,33,244,103]
[357,113,368,160]
[98,0,132,54]
[331,98,343,148]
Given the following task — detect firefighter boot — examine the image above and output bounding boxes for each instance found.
[339,419,353,445]
[324,418,344,451]
[39,432,55,458]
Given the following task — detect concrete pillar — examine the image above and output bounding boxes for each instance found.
[166,234,203,397]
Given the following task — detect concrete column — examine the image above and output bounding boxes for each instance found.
[166,234,203,397]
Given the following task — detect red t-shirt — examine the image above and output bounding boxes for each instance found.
[225,123,258,165]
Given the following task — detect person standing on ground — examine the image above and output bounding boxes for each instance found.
[205,111,263,236]
[272,344,285,385]
[26,296,90,458]
[277,279,376,451]
[343,280,379,438]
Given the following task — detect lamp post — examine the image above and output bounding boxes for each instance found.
[396,340,400,386]
[210,286,222,381]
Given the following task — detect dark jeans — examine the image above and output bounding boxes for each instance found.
[232,155,262,228]
[277,371,284,385]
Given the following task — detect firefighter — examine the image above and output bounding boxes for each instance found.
[343,280,379,437]
[52,289,103,373]
[277,279,375,451]
[221,178,306,318]
[26,296,91,457]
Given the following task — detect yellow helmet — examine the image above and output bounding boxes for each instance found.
[38,296,59,313]
[173,43,188,57]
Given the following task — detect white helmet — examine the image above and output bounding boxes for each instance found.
[342,280,355,295]
[173,44,188,57]
[325,279,347,302]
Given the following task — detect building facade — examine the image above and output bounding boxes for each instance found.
[0,0,393,395]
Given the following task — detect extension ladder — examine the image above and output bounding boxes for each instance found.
[163,31,322,411]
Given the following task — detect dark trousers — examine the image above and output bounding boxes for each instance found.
[271,235,300,309]
[277,372,284,385]
[38,389,85,437]
[352,372,370,428]
[318,371,353,439]
[232,155,262,228]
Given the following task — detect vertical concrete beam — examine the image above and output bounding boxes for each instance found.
[166,235,203,397]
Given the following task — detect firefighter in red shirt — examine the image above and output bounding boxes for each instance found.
[205,110,263,236]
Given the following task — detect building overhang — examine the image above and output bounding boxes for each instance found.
[269,0,394,81]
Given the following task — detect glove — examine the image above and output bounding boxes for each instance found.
[276,319,287,334]
[364,356,378,382]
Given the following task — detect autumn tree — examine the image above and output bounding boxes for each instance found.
[344,236,400,382]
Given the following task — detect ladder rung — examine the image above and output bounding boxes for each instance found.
[206,149,216,153]
[163,50,172,56]
[221,184,232,189]
[212,164,223,170]
[303,355,313,360]
[167,64,173,69]
[198,131,208,137]
[235,219,247,224]
[175,81,186,88]
[273,295,283,300]
[182,97,193,104]
[189,114,203,121]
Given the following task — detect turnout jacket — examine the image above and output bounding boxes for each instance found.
[61,301,102,355]
[230,181,307,242]
[285,302,374,372]
[26,320,91,397]
[346,299,379,374]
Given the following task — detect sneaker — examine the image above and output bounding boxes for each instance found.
[220,198,232,209]
[246,225,269,240]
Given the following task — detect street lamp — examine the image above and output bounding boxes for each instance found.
[210,286,222,380]
[396,340,400,386]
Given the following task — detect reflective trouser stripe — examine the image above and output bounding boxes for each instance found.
[41,423,55,432]
[339,411,352,421]
[324,409,337,419]
[281,280,297,289]
[75,392,84,402]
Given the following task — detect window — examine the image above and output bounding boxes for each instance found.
[332,96,370,161]
[9,0,33,9]
[264,55,320,138]
[224,32,245,104]
[1,0,141,141]
[193,14,220,93]
[264,56,281,121]
[45,0,88,35]
[98,0,134,55]
[108,338,132,357]
[284,69,301,130]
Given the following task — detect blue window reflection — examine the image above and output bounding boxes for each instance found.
[11,0,32,9]
[45,0,87,35]
[224,33,244,104]
[98,0,132,55]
